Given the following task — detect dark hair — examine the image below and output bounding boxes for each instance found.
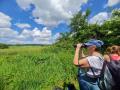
[105,46,112,54]
[95,47,101,52]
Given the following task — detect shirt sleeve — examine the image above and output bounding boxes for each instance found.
[86,56,103,69]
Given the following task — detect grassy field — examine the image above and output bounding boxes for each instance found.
[0,46,79,90]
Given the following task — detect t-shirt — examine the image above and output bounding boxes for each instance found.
[86,56,104,78]
[110,55,120,61]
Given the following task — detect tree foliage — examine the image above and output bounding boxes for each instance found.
[55,9,120,49]
[70,10,89,43]
[0,43,9,49]
[100,9,120,46]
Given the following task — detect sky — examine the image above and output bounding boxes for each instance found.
[0,0,120,44]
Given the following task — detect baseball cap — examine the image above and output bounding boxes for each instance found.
[84,39,104,47]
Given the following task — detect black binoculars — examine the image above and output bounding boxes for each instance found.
[73,43,87,48]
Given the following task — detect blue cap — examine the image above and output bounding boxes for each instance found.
[84,39,104,47]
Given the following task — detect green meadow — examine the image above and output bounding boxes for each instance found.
[0,46,78,90]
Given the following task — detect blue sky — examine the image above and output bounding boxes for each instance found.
[0,0,120,44]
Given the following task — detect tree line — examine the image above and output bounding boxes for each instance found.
[55,9,120,50]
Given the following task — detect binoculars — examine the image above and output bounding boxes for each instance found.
[73,43,87,48]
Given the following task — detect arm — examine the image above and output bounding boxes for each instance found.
[73,44,89,68]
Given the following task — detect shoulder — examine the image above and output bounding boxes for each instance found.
[86,56,100,61]
[86,56,103,68]
[86,56,102,63]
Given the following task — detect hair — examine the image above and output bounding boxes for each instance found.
[118,46,120,55]
[105,45,120,55]
[95,47,101,52]
[105,46,112,54]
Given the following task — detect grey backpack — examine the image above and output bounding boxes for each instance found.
[98,61,115,90]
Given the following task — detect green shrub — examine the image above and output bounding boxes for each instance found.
[0,43,9,49]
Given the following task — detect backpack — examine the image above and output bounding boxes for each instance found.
[98,56,120,90]
[107,56,120,90]
[98,61,115,90]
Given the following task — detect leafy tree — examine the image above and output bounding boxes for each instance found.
[70,9,120,46]
[70,9,90,43]
[112,9,120,17]
[54,32,74,50]
[0,43,9,49]
[100,9,120,46]
[55,9,120,50]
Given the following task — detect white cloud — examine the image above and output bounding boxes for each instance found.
[107,0,120,7]
[108,0,120,6]
[0,12,11,28]
[15,27,52,44]
[0,28,18,38]
[16,23,31,28]
[0,12,59,44]
[0,27,60,44]
[89,12,109,25]
[16,0,33,10]
[16,0,88,26]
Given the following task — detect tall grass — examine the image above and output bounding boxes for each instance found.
[0,46,78,90]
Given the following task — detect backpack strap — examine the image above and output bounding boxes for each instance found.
[96,56,107,78]
[100,61,107,77]
[90,67,98,78]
